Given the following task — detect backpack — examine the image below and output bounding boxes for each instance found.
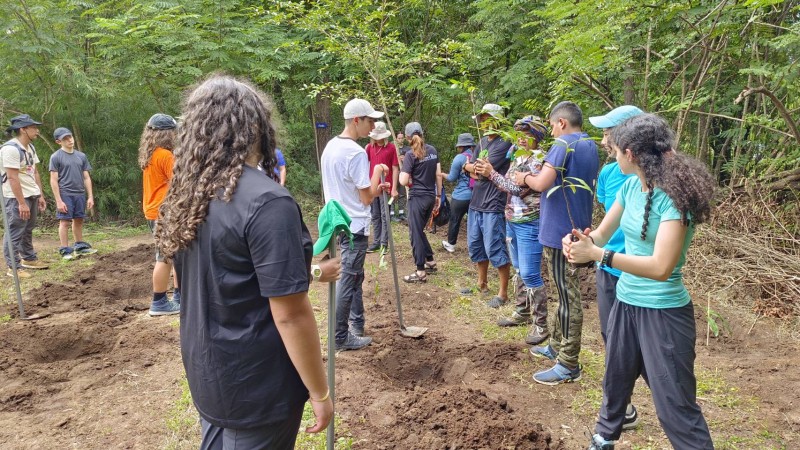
[1,140,36,184]
[461,149,476,190]
[432,186,450,227]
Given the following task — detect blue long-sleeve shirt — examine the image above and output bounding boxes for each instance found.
[445,152,473,201]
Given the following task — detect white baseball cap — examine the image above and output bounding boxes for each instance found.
[343,98,385,120]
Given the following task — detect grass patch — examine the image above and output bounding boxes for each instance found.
[163,376,199,450]
[0,313,11,324]
[696,367,750,409]
[570,348,605,413]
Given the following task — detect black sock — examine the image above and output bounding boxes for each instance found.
[153,292,167,303]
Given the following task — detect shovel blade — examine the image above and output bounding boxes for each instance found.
[20,313,50,321]
[400,326,428,338]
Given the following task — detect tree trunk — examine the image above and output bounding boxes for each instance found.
[313,93,331,173]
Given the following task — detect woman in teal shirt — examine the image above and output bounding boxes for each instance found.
[563,114,715,450]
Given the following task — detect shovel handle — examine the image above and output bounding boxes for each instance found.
[380,174,408,330]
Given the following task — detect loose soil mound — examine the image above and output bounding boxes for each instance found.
[0,244,182,449]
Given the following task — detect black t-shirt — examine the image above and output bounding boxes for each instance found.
[401,144,439,198]
[470,136,512,212]
[174,166,313,429]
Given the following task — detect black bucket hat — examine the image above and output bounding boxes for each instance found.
[6,114,42,133]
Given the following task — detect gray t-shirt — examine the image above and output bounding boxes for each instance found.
[320,136,371,235]
[49,149,92,195]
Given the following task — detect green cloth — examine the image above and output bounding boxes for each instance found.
[313,200,353,255]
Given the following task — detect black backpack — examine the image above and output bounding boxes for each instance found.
[433,186,450,227]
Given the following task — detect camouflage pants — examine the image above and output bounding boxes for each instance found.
[544,246,584,369]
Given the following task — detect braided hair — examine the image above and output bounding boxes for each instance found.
[609,114,715,240]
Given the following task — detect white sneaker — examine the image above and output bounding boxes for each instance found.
[441,240,455,253]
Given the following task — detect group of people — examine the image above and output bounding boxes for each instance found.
[2,115,96,280]
[355,100,716,449]
[3,73,716,449]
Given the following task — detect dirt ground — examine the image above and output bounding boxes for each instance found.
[0,227,798,449]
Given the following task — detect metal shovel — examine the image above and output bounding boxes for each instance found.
[381,175,427,338]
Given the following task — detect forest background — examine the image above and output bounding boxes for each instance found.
[0,0,798,221]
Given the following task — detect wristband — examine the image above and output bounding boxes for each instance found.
[309,389,330,403]
[600,249,616,268]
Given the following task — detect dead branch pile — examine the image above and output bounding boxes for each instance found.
[685,188,800,318]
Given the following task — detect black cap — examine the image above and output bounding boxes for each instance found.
[146,113,177,130]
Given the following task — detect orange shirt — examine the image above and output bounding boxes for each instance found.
[142,147,174,220]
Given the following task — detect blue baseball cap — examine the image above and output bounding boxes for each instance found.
[53,127,72,141]
[146,113,177,130]
[588,105,644,129]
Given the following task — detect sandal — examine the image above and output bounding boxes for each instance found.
[424,262,438,273]
[403,271,428,283]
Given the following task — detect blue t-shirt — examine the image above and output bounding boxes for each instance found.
[597,161,634,277]
[539,132,599,248]
[615,177,694,309]
[445,151,473,201]
[273,149,286,176]
[48,149,92,195]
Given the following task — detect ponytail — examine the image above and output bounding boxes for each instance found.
[411,134,425,160]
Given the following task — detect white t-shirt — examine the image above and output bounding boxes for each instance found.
[1,139,41,198]
[321,136,371,235]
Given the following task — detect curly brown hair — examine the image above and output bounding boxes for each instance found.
[137,128,176,170]
[155,75,278,258]
[610,114,715,240]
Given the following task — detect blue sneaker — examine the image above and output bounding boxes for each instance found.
[529,344,558,361]
[59,246,76,260]
[171,289,181,306]
[74,241,97,255]
[149,299,180,316]
[533,362,582,385]
[587,433,614,450]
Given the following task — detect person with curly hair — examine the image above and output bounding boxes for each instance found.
[155,75,333,448]
[139,113,181,316]
[399,122,441,283]
[474,116,549,344]
[563,114,715,450]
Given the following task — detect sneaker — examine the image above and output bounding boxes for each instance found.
[525,325,550,345]
[622,404,640,430]
[366,243,381,253]
[171,290,181,306]
[441,240,455,253]
[74,241,97,255]
[335,333,372,351]
[148,299,180,316]
[529,344,558,361]
[533,362,582,385]
[59,246,76,260]
[349,325,364,337]
[587,433,615,450]
[497,312,532,327]
[6,268,32,279]
[391,215,401,223]
[20,259,49,269]
[379,245,388,256]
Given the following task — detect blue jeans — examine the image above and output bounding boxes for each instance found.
[506,220,544,288]
[467,209,509,268]
[336,233,368,342]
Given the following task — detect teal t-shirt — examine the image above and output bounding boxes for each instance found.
[596,162,634,277]
[615,177,694,309]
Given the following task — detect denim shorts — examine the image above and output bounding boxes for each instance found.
[55,194,87,220]
[467,209,509,268]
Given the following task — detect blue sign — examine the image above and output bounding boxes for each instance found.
[315,122,329,129]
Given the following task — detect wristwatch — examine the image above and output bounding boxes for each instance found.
[311,264,322,282]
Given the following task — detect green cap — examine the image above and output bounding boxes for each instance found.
[313,200,353,255]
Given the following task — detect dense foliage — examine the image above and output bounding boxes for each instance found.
[1,0,798,219]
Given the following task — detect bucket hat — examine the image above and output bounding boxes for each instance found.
[368,121,391,140]
[146,113,177,130]
[455,133,475,148]
[6,114,42,132]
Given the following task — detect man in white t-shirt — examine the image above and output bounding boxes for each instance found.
[321,98,389,351]
[2,114,50,278]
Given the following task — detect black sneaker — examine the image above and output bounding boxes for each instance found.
[622,404,640,430]
[366,243,381,253]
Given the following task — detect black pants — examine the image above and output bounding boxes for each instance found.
[407,195,435,270]
[446,198,470,245]
[596,301,713,448]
